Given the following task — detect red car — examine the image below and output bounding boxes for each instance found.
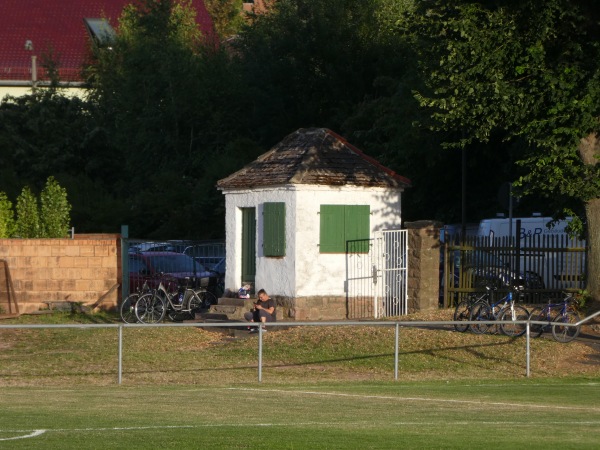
[128,251,217,294]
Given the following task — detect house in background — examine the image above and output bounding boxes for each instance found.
[0,0,214,98]
[217,128,412,320]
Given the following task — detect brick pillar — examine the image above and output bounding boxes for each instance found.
[405,220,443,311]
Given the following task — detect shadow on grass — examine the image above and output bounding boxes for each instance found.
[0,339,522,381]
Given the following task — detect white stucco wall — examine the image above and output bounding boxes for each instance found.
[0,85,85,100]
[222,184,403,299]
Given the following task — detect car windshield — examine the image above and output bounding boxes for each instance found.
[147,254,208,273]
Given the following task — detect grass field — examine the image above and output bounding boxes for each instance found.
[1,310,599,448]
[0,380,599,448]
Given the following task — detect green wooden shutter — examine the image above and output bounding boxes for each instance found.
[320,205,345,253]
[345,205,370,253]
[320,205,370,253]
[263,202,285,256]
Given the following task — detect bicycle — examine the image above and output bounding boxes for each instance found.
[529,293,581,343]
[134,277,217,324]
[469,286,529,337]
[120,281,151,323]
[453,285,495,332]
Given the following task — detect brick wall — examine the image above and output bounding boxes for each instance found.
[405,221,443,311]
[284,296,347,321]
[0,235,121,314]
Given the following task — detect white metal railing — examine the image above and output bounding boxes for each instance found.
[2,311,599,384]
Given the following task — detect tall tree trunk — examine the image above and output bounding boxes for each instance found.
[585,198,600,309]
[579,133,600,310]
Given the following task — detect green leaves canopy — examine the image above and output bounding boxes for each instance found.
[413,0,600,201]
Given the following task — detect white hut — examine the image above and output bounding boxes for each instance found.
[217,128,411,320]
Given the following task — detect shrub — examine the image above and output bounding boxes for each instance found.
[15,186,41,238]
[0,192,15,238]
[40,176,71,238]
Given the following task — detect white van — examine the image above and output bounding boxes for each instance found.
[477,215,585,290]
[477,216,572,241]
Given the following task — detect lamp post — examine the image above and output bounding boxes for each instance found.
[24,39,37,88]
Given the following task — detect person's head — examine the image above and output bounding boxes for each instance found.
[257,289,269,301]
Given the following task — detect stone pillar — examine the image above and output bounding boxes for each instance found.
[404,220,443,312]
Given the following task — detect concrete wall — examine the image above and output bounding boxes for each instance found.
[0,234,120,314]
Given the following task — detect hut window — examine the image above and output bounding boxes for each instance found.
[263,202,286,256]
[319,205,370,253]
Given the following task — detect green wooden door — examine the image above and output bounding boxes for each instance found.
[241,207,256,287]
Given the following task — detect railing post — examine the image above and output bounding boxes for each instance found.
[258,326,263,383]
[394,323,399,381]
[526,321,530,378]
[118,324,123,385]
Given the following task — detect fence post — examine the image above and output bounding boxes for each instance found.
[121,225,130,298]
[118,325,123,385]
[526,322,530,378]
[258,326,263,383]
[394,323,399,381]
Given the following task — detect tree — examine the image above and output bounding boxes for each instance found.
[0,192,15,238]
[40,176,72,238]
[412,0,600,305]
[233,0,410,143]
[203,0,244,39]
[15,186,41,238]
[0,89,119,233]
[86,0,252,238]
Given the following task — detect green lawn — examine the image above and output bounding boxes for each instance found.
[0,380,599,449]
[1,311,599,448]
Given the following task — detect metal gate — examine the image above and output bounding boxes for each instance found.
[346,229,408,319]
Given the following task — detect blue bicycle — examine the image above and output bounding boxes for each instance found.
[528,293,581,343]
[469,287,529,337]
[453,285,495,332]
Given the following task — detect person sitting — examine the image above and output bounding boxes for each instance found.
[244,288,276,332]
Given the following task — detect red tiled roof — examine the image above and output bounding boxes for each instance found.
[0,0,214,84]
[217,128,412,190]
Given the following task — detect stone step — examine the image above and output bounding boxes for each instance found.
[217,297,254,308]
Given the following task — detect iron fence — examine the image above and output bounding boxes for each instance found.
[443,235,586,307]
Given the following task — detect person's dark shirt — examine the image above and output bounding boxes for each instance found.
[257,298,275,313]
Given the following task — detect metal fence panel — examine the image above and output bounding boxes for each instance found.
[444,235,586,306]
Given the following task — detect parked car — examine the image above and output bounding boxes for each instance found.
[441,248,544,296]
[128,241,188,254]
[128,251,219,293]
[462,250,545,290]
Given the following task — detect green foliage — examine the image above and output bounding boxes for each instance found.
[234,0,410,141]
[6,177,72,238]
[85,0,253,238]
[413,0,600,203]
[15,186,41,238]
[203,0,244,38]
[40,176,72,238]
[0,192,15,238]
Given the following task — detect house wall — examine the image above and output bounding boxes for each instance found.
[294,185,402,297]
[0,85,85,99]
[222,184,403,300]
[0,235,121,314]
[224,187,298,296]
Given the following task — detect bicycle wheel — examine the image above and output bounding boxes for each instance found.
[551,310,581,343]
[453,299,472,332]
[469,302,492,334]
[197,290,217,309]
[120,293,139,323]
[528,307,552,338]
[187,292,203,319]
[135,293,166,324]
[498,305,529,337]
